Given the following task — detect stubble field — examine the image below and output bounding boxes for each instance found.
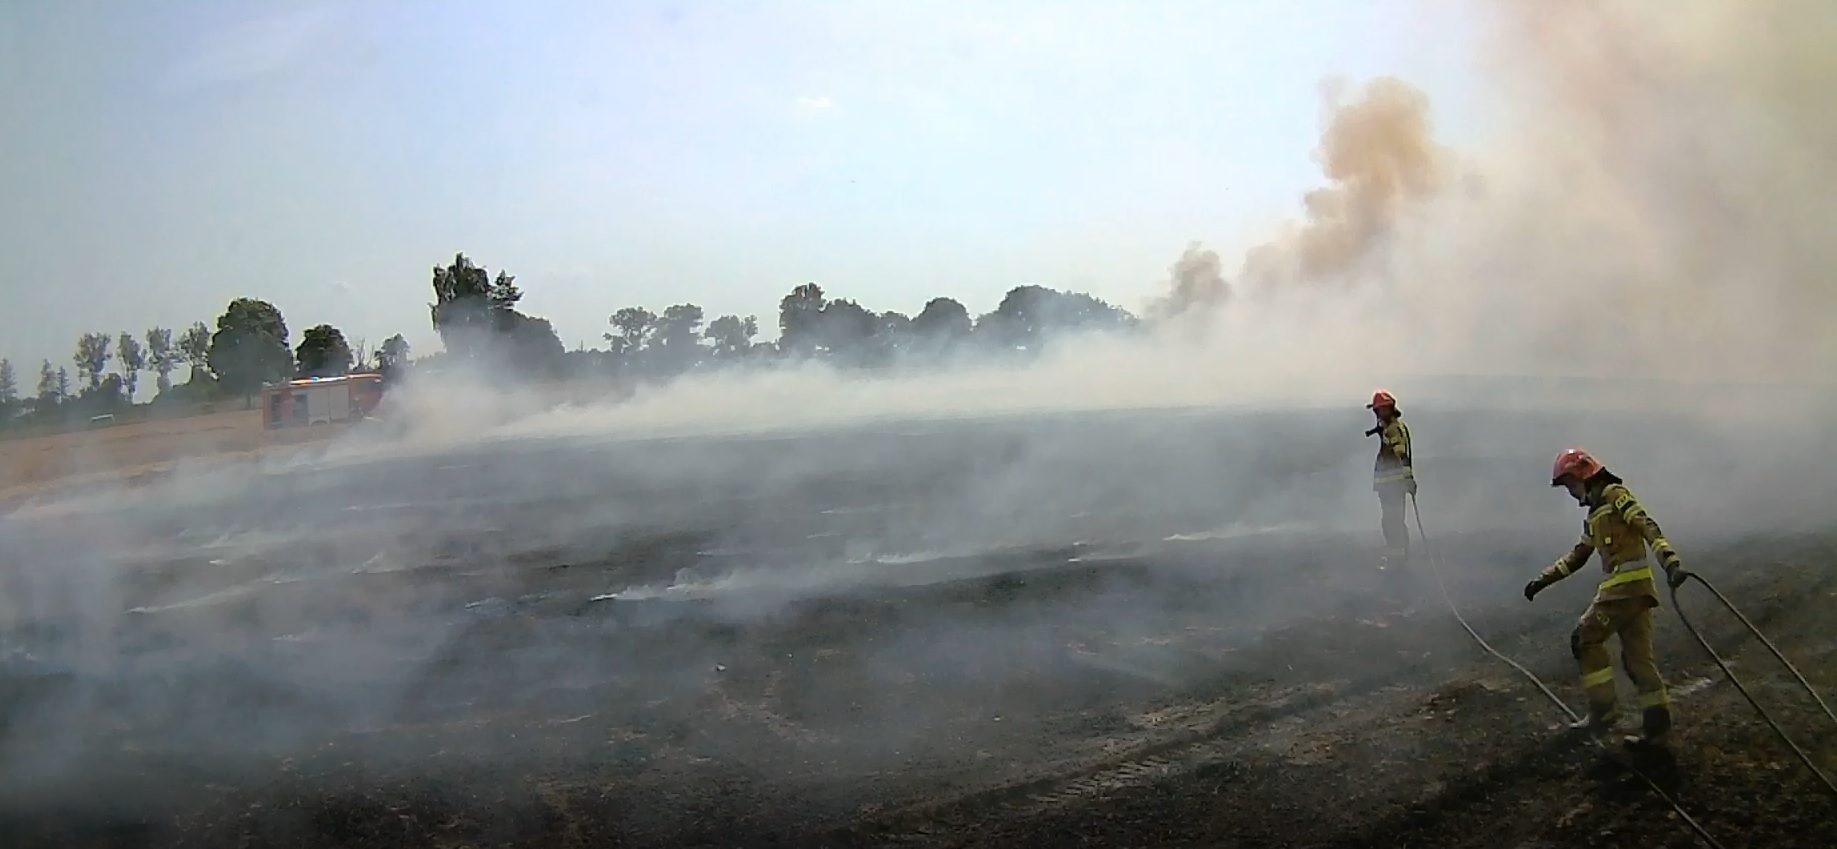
[1,404,1832,848]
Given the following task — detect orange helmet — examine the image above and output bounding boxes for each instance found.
[1367,389,1397,410]
[1550,448,1604,486]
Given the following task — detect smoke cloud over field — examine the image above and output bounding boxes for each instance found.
[433,0,1837,445]
[1138,0,1837,393]
[1168,75,1451,314]
[5,1,1837,837]
[1372,0,1836,381]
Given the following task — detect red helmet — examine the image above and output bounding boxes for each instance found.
[1367,389,1397,410]
[1551,448,1604,486]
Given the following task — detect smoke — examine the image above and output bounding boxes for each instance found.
[1480,0,1837,376]
[7,2,1837,838]
[1145,75,1450,321]
[1406,0,1837,381]
[1149,0,1837,390]
[1147,242,1230,320]
[1146,74,1450,325]
[1240,76,1452,293]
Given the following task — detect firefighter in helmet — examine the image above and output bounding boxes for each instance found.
[1367,390,1415,569]
[1524,448,1691,747]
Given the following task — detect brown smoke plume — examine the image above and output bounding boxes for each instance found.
[1442,0,1837,380]
[1153,76,1453,319]
[1150,0,1837,385]
[1146,242,1229,321]
[1240,76,1451,290]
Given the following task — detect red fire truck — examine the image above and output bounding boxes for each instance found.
[261,373,386,429]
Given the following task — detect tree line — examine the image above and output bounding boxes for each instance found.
[426,253,1138,383]
[0,251,1136,429]
[0,304,409,429]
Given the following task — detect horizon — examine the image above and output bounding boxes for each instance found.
[1,0,1484,375]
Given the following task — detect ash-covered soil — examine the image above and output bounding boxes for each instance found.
[1,406,1833,848]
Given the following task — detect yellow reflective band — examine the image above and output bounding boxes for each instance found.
[1589,505,1614,522]
[1581,668,1615,688]
[1598,566,1653,589]
[1638,689,1671,708]
[1375,470,1413,483]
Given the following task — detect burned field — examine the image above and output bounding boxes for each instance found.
[1,406,1834,848]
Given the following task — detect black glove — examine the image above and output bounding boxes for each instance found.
[1406,479,1419,497]
[1524,578,1547,601]
[1665,561,1691,589]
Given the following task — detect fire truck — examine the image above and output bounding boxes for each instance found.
[261,373,385,429]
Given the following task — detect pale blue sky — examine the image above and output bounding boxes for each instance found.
[1,0,1484,372]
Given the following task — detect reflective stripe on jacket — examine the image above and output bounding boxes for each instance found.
[1538,482,1678,606]
[1373,417,1414,486]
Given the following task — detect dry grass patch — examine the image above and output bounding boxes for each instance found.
[0,409,343,504]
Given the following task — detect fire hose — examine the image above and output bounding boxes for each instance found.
[1411,492,1837,846]
[1668,572,1837,798]
[1407,495,1728,847]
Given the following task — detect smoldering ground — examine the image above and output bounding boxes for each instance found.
[3,395,1833,835]
[4,0,1837,843]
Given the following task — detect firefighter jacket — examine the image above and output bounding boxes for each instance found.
[1536,481,1679,607]
[1372,417,1414,490]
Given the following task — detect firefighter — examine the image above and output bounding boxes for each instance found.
[1524,447,1691,747]
[1366,390,1415,570]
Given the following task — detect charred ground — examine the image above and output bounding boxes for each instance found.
[1,406,1833,848]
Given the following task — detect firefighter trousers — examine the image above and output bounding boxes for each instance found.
[1376,484,1410,566]
[1571,597,1671,733]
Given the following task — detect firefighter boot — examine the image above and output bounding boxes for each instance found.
[1567,709,1619,743]
[1623,706,1672,749]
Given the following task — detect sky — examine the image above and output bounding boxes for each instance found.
[0,0,1484,375]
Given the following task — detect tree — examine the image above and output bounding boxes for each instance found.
[652,304,705,349]
[427,252,563,378]
[349,337,371,373]
[502,311,565,375]
[778,283,828,356]
[430,252,522,357]
[116,332,146,401]
[74,332,111,391]
[54,366,70,402]
[996,285,1136,333]
[295,323,354,378]
[0,359,15,417]
[145,327,178,394]
[817,298,877,360]
[178,321,212,378]
[911,297,973,342]
[605,306,657,357]
[208,297,292,401]
[878,310,914,360]
[646,303,706,375]
[85,373,127,411]
[989,285,1052,346]
[36,360,56,407]
[377,334,411,371]
[973,309,1019,350]
[705,314,759,359]
[978,285,1138,352]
